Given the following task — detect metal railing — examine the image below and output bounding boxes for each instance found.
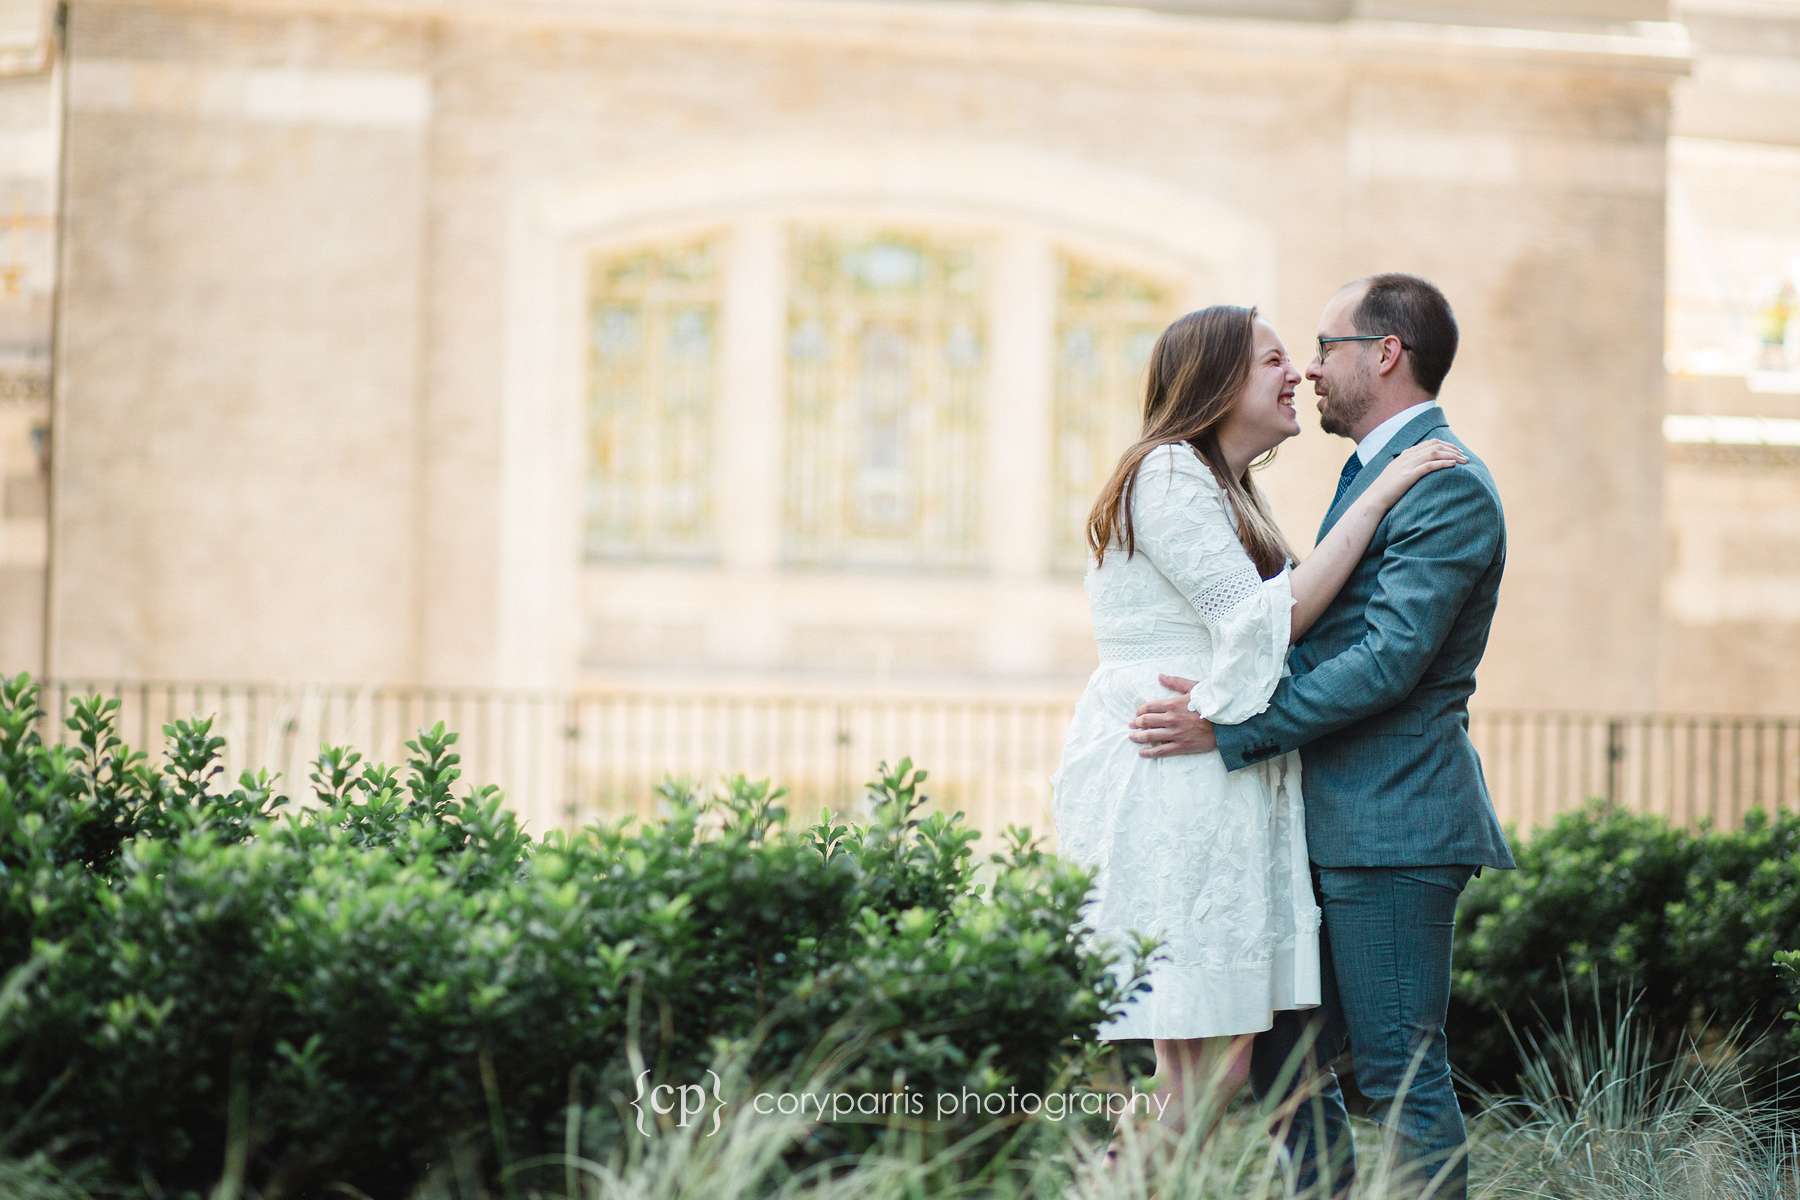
[23,679,1800,845]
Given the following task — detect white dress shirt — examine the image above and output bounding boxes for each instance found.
[1356,400,1442,466]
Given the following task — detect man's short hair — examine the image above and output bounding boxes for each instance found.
[1351,273,1458,396]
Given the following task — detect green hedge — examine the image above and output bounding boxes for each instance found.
[1450,801,1800,1095]
[0,675,1149,1198]
[8,669,1795,1196]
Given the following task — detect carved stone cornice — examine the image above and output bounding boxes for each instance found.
[81,0,1696,79]
[1667,440,1800,468]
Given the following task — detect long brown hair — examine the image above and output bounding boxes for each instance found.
[1084,304,1295,577]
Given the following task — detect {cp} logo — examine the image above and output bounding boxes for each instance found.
[630,1069,727,1136]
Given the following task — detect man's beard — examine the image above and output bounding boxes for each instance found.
[1318,369,1373,438]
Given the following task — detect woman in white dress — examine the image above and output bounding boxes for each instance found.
[1048,305,1464,1155]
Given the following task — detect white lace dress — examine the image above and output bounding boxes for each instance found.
[1050,441,1321,1041]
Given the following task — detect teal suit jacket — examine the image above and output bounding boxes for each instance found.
[1212,408,1516,870]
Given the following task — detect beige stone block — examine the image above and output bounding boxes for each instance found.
[0,562,42,672]
[3,468,44,518]
[68,2,427,71]
[70,57,430,127]
[0,512,42,562]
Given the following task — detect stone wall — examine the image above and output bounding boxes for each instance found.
[49,2,429,682]
[0,0,55,676]
[1660,0,1800,712]
[42,0,1791,719]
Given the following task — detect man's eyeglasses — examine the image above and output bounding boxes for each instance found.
[1317,333,1412,361]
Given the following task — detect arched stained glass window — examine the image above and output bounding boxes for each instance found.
[583,236,721,561]
[783,229,985,568]
[1050,253,1176,571]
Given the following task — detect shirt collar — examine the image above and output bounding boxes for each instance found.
[1356,400,1441,466]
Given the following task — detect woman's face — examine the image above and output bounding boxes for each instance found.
[1223,318,1303,452]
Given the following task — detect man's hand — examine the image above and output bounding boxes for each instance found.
[1127,674,1218,758]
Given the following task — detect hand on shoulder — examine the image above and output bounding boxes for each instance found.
[1367,438,1467,507]
[1387,448,1505,547]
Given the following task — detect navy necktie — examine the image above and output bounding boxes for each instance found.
[1329,450,1363,511]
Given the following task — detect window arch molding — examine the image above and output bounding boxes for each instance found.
[494,140,1276,686]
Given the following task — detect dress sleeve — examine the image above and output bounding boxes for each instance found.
[1129,443,1296,725]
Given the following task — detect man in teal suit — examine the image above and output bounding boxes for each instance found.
[1128,273,1514,1198]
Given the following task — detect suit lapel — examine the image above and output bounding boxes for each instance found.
[1317,408,1451,539]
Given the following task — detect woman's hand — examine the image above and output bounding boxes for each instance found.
[1289,438,1470,643]
[1363,439,1467,509]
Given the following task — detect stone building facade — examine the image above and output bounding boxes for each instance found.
[1660,0,1800,712]
[3,0,1797,717]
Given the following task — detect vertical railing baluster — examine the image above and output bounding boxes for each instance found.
[1782,721,1794,814]
[562,691,579,834]
[1606,718,1623,808]
[833,701,851,807]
